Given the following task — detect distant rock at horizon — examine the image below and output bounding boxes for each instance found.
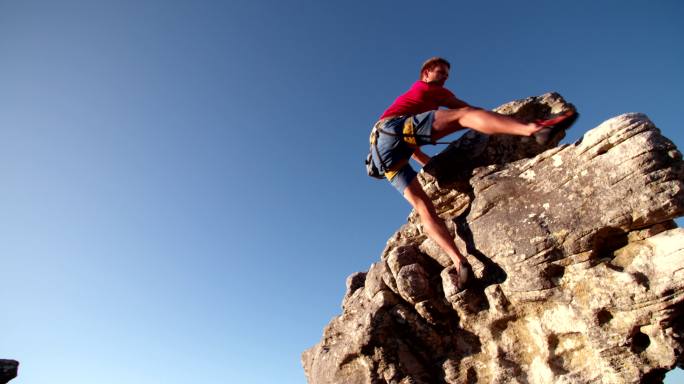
[0,360,18,384]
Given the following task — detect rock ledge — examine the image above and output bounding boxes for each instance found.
[304,94,684,384]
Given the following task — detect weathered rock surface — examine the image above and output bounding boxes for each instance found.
[0,360,18,384]
[303,93,684,383]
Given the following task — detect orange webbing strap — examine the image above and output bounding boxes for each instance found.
[403,118,417,146]
[384,158,409,181]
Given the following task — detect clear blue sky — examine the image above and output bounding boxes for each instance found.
[1,1,682,383]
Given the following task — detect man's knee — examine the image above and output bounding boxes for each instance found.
[403,179,437,217]
[434,107,478,132]
[403,178,425,203]
[445,106,477,118]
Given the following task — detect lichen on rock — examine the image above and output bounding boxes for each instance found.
[303,93,684,384]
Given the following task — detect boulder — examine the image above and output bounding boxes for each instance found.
[303,93,684,383]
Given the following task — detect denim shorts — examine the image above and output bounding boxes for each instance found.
[370,111,435,193]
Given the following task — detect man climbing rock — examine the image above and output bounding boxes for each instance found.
[369,57,576,289]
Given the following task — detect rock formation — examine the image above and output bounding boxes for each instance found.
[0,360,18,384]
[303,94,684,383]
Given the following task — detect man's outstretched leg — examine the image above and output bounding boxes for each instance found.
[432,107,542,140]
[403,176,469,286]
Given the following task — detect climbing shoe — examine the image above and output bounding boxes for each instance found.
[456,260,471,291]
[534,110,579,145]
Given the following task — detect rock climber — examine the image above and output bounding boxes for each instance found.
[369,57,575,289]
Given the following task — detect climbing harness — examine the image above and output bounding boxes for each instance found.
[365,117,450,179]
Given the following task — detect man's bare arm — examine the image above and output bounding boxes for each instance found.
[443,95,477,110]
[412,147,431,167]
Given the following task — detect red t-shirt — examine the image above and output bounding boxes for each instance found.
[379,81,455,119]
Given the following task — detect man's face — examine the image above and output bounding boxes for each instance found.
[423,64,450,86]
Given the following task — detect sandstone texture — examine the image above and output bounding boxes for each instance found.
[303,93,684,383]
[0,360,18,384]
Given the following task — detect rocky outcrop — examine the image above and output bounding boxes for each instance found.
[303,94,684,383]
[0,360,18,384]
